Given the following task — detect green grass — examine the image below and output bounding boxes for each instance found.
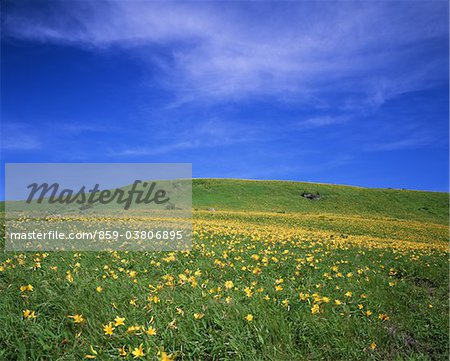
[5,178,448,224]
[193,178,449,224]
[0,178,448,360]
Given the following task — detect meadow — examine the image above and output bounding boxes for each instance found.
[0,179,448,360]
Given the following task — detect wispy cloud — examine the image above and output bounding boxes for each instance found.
[296,116,349,130]
[5,1,448,107]
[2,134,41,151]
[109,117,263,157]
[2,1,448,191]
[366,134,434,152]
[1,123,41,151]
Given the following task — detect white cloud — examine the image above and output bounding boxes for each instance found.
[366,135,434,152]
[2,134,41,151]
[296,116,349,129]
[5,1,448,105]
[109,117,263,156]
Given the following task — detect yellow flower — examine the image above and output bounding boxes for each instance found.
[299,292,309,301]
[245,314,254,322]
[274,285,283,292]
[378,313,390,321]
[159,351,174,361]
[244,287,253,297]
[366,310,373,316]
[311,304,320,314]
[103,322,115,335]
[127,325,141,334]
[131,344,145,358]
[358,304,364,310]
[370,342,377,350]
[345,291,352,297]
[66,270,74,283]
[194,312,204,320]
[96,286,103,293]
[23,309,36,319]
[118,346,127,357]
[149,296,160,304]
[69,314,85,323]
[281,299,289,307]
[334,299,342,305]
[224,281,234,289]
[20,284,33,292]
[114,316,126,326]
[176,307,184,315]
[146,326,157,336]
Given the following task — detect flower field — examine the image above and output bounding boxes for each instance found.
[0,180,448,360]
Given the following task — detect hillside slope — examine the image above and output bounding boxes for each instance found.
[193,178,449,225]
[3,178,448,225]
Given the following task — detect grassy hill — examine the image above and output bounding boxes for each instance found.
[193,178,449,224]
[2,178,448,246]
[3,178,448,225]
[0,178,448,360]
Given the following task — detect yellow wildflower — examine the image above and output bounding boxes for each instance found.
[69,314,85,323]
[118,346,127,357]
[20,284,33,292]
[103,322,115,335]
[194,313,204,320]
[114,316,126,326]
[131,344,145,358]
[127,325,141,334]
[23,309,36,319]
[299,292,309,301]
[159,351,174,361]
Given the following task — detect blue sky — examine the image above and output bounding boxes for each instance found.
[1,1,449,191]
